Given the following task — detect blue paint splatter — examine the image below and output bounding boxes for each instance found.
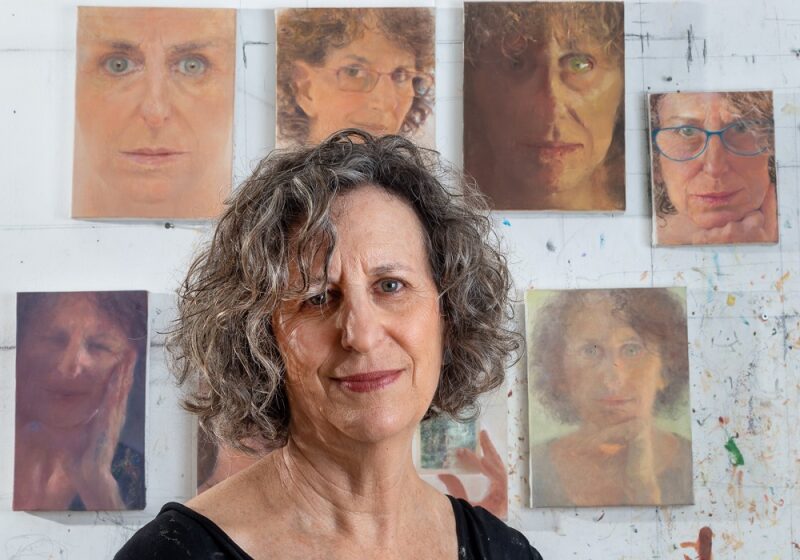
[502,219,511,227]
[712,253,721,276]
[599,234,606,248]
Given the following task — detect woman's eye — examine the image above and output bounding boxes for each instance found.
[564,54,594,74]
[581,344,600,357]
[391,68,411,84]
[103,56,136,75]
[379,279,402,293]
[88,342,112,353]
[341,65,366,78]
[176,56,207,76]
[306,292,328,307]
[677,126,699,137]
[621,343,643,357]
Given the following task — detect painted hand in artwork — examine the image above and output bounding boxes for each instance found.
[690,185,778,245]
[438,430,508,519]
[65,351,136,510]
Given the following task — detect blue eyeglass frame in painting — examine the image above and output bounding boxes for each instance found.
[651,120,773,162]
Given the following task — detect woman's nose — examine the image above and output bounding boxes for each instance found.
[139,66,172,128]
[55,339,90,379]
[366,74,401,111]
[338,295,384,353]
[701,135,730,178]
[529,64,567,127]
[598,357,625,390]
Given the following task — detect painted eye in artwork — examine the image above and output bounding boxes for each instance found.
[620,342,643,358]
[562,53,594,74]
[176,56,208,76]
[103,55,136,76]
[581,344,601,358]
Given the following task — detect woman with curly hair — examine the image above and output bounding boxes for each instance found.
[276,8,434,147]
[464,2,625,211]
[649,91,777,245]
[528,288,692,507]
[116,130,541,559]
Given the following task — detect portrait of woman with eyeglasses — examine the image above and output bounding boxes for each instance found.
[649,91,778,246]
[276,8,434,148]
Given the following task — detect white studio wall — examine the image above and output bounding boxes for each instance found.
[1,0,799,558]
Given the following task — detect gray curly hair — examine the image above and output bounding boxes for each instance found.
[168,130,520,451]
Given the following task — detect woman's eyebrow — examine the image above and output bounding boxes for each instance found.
[662,115,704,126]
[341,54,371,64]
[370,263,413,276]
[168,41,218,56]
[101,40,142,54]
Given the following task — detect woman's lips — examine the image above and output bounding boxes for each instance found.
[526,142,583,158]
[333,370,403,393]
[596,397,634,407]
[120,148,188,166]
[690,190,740,207]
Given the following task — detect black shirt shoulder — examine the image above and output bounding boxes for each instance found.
[114,502,252,560]
[448,496,543,560]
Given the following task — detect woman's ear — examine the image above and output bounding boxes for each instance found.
[292,61,316,118]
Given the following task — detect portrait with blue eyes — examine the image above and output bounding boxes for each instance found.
[14,291,148,511]
[72,7,236,219]
[525,288,693,507]
[649,91,777,245]
[276,8,435,148]
[464,2,625,211]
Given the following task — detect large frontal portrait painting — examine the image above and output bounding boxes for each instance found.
[276,8,435,148]
[525,288,693,507]
[649,91,778,246]
[464,1,625,211]
[72,7,236,220]
[14,291,148,511]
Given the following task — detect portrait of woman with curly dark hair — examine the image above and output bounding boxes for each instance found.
[276,8,434,148]
[464,1,625,211]
[526,288,693,507]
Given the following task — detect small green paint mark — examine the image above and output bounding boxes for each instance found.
[725,436,745,466]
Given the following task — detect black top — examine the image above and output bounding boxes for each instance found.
[114,496,542,559]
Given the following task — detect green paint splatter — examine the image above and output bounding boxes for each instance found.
[725,436,745,466]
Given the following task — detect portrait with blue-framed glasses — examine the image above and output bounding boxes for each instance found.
[648,91,777,246]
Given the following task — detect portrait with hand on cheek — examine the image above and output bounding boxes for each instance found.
[72,7,236,220]
[649,91,778,246]
[14,291,148,511]
[464,1,625,211]
[526,288,693,508]
[276,8,435,148]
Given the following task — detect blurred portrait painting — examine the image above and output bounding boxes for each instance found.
[72,7,236,220]
[14,291,148,511]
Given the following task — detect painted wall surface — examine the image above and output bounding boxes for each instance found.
[1,0,799,558]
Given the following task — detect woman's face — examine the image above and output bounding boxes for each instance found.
[294,29,417,144]
[16,295,135,430]
[73,8,236,218]
[657,93,772,229]
[560,299,664,427]
[467,21,623,207]
[272,185,444,445]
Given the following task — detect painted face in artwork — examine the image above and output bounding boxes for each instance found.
[16,294,136,430]
[73,7,236,219]
[466,14,624,210]
[655,92,773,230]
[292,24,422,144]
[561,297,665,427]
[272,185,444,445]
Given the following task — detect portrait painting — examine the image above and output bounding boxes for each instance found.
[196,424,272,494]
[649,91,778,245]
[416,389,509,519]
[14,291,148,511]
[276,8,435,148]
[72,7,236,220]
[525,288,693,507]
[464,1,625,211]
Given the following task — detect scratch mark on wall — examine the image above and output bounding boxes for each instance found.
[242,40,271,68]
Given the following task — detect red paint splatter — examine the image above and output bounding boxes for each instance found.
[680,526,713,560]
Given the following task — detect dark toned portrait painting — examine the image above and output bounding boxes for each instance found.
[525,288,693,507]
[14,291,148,511]
[649,91,777,246]
[464,1,625,211]
[72,7,236,220]
[276,8,435,148]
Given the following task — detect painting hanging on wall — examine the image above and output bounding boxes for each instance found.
[276,8,435,148]
[14,291,148,511]
[464,1,625,211]
[416,388,509,519]
[525,288,693,507]
[72,7,236,220]
[649,90,778,246]
[196,424,273,494]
